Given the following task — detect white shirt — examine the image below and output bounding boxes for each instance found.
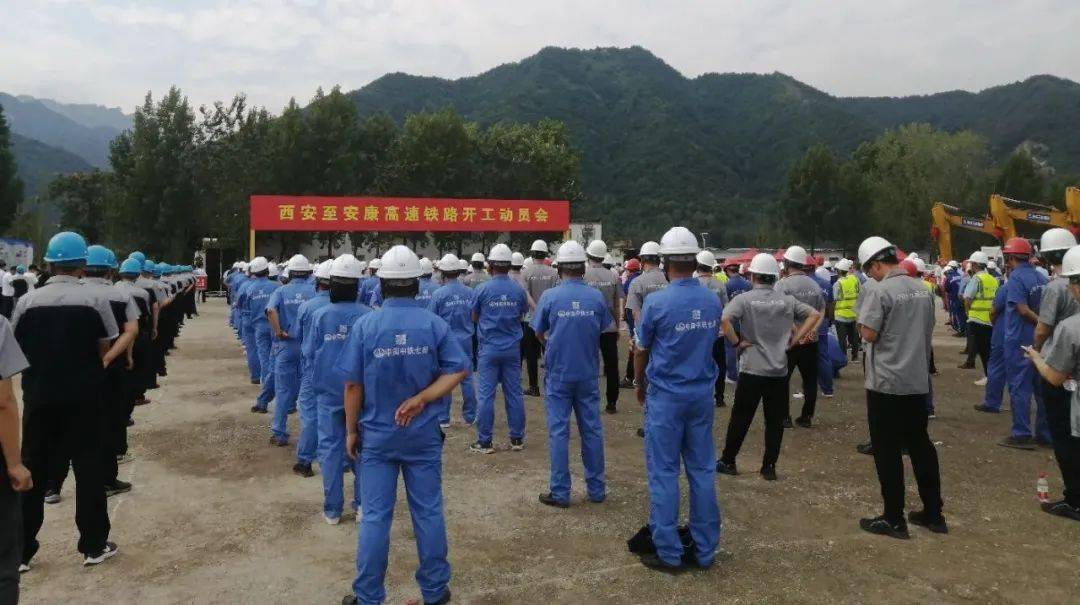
[0,273,13,297]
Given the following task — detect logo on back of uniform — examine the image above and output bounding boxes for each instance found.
[324,324,350,341]
[572,301,580,310]
[395,333,407,346]
[676,309,716,333]
[692,309,701,321]
[501,294,508,301]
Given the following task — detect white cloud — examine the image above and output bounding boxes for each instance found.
[1,0,1078,112]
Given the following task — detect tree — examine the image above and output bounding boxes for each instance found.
[779,144,839,252]
[0,104,24,234]
[995,149,1046,203]
[49,170,113,243]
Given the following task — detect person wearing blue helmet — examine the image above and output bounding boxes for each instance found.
[266,254,316,446]
[115,257,155,421]
[13,231,123,569]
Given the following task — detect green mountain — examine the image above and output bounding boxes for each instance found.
[0,92,124,168]
[22,95,132,132]
[10,132,93,198]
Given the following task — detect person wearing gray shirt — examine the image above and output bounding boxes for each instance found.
[520,256,559,396]
[696,251,729,406]
[0,314,30,603]
[716,253,820,481]
[854,236,943,540]
[586,253,623,413]
[775,259,827,428]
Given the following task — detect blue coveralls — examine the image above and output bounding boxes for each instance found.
[337,297,468,605]
[268,275,316,441]
[636,277,722,568]
[235,278,261,381]
[227,271,245,332]
[472,275,529,446]
[530,278,611,504]
[983,286,1008,411]
[293,290,331,465]
[428,278,478,425]
[304,298,371,519]
[246,276,281,410]
[359,277,380,308]
[724,274,752,382]
[1004,262,1051,441]
[945,270,967,335]
[812,272,834,395]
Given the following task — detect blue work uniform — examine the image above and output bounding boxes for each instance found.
[428,278,478,425]
[416,277,438,304]
[235,277,261,381]
[724,274,752,382]
[1004,262,1050,441]
[268,275,316,441]
[227,271,245,332]
[337,297,468,605]
[471,275,529,446]
[304,299,372,519]
[636,277,722,568]
[531,278,611,505]
[813,272,835,396]
[293,290,331,464]
[246,276,281,410]
[359,277,380,308]
[983,286,1008,411]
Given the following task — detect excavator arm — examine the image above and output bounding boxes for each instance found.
[931,202,1004,261]
[988,193,1079,240]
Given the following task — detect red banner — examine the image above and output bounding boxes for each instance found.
[250,196,569,232]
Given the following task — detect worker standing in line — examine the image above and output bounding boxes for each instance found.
[510,252,528,364]
[339,246,468,605]
[470,244,529,454]
[429,254,478,427]
[290,261,333,477]
[114,258,153,453]
[999,237,1051,449]
[812,264,836,398]
[533,241,610,507]
[716,253,821,480]
[235,262,261,383]
[0,263,13,319]
[357,259,377,305]
[961,251,998,383]
[246,257,281,414]
[1034,229,1079,353]
[585,239,624,414]
[854,236,944,538]
[461,253,490,289]
[266,255,316,447]
[0,309,29,602]
[520,240,559,397]
[416,258,439,304]
[776,246,826,428]
[832,259,861,362]
[625,241,668,438]
[1023,244,1080,522]
[14,232,122,570]
[694,250,728,407]
[723,260,752,386]
[304,255,371,524]
[633,227,721,571]
[620,258,642,389]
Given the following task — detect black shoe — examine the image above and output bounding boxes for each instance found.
[148,383,160,390]
[539,492,569,508]
[795,416,812,428]
[1035,438,1054,449]
[973,404,1001,414]
[619,379,635,389]
[44,488,61,504]
[159,369,168,376]
[104,480,132,497]
[425,589,452,605]
[957,361,974,369]
[126,417,135,427]
[908,510,948,534]
[859,516,910,539]
[760,465,778,481]
[341,596,358,605]
[856,442,874,456]
[782,417,793,429]
[83,542,119,566]
[716,460,738,476]
[251,405,268,414]
[636,427,645,438]
[1041,500,1080,521]
[998,436,1036,450]
[469,441,494,454]
[510,438,524,451]
[292,462,315,478]
[288,408,297,415]
[269,436,288,447]
[250,379,260,385]
[605,403,617,414]
[524,386,541,397]
[638,552,689,574]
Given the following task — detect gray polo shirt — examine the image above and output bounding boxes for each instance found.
[461,270,490,289]
[12,275,120,341]
[857,269,935,395]
[1041,314,1080,437]
[722,284,814,377]
[626,268,668,316]
[1039,276,1080,343]
[696,273,729,305]
[521,262,559,320]
[585,263,623,334]
[84,277,140,325]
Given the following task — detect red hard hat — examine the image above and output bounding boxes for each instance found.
[1002,237,1033,256]
[625,258,641,271]
[899,259,919,278]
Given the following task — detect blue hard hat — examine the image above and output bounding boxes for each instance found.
[43,231,88,264]
[15,265,26,274]
[150,263,163,277]
[86,245,118,269]
[128,251,146,265]
[119,258,143,275]
[143,260,156,273]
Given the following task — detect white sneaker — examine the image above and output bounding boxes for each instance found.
[83,542,119,566]
[18,563,30,574]
[439,422,451,429]
[974,377,988,386]
[822,392,835,399]
[355,508,363,524]
[324,514,340,525]
[793,392,805,399]
[116,453,135,465]
[725,377,736,386]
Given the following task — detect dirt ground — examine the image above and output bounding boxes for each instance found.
[17,299,1080,604]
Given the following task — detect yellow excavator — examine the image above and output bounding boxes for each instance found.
[930,202,1005,261]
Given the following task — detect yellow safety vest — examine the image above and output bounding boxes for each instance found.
[715,272,728,284]
[968,272,998,324]
[835,274,859,320]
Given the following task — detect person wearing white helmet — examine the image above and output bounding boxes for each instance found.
[234,260,263,382]
[520,240,559,397]
[717,253,821,482]
[338,246,468,605]
[265,254,317,447]
[468,243,529,453]
[853,236,944,539]
[1023,244,1080,521]
[959,250,996,382]
[625,240,669,438]
[585,239,624,413]
[941,258,966,337]
[290,260,335,477]
[532,240,611,508]
[304,254,372,525]
[694,249,729,407]
[776,246,827,427]
[358,258,382,307]
[632,226,721,572]
[246,257,282,414]
[509,251,526,291]
[1035,229,1080,352]
[461,252,490,289]
[225,261,247,332]
[428,254,479,428]
[832,258,861,363]
[416,258,438,305]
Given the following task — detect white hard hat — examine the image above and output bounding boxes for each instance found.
[987,260,998,270]
[639,241,661,257]
[419,258,434,275]
[814,267,831,281]
[907,252,920,261]
[1041,227,1077,253]
[249,256,269,273]
[471,252,486,263]
[530,239,549,253]
[377,245,422,279]
[696,250,717,268]
[857,236,894,267]
[1061,246,1080,277]
[459,259,470,271]
[659,227,700,256]
[947,260,959,268]
[268,263,281,277]
[239,261,249,272]
[913,258,928,274]
[369,258,383,270]
[783,245,809,265]
[315,260,333,280]
[438,254,460,271]
[286,254,311,272]
[835,258,852,272]
[556,240,588,263]
[511,252,525,266]
[329,254,364,279]
[748,252,780,277]
[488,244,512,263]
[523,257,534,267]
[586,240,608,259]
[967,250,989,265]
[603,253,613,265]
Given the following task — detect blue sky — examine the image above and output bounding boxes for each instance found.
[2,0,1078,113]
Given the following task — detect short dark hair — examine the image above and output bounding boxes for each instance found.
[668,259,696,273]
[84,267,110,278]
[753,273,777,285]
[382,278,419,299]
[559,263,585,277]
[1043,249,1068,266]
[531,251,548,260]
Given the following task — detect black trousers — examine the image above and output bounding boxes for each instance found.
[22,399,110,560]
[786,341,819,419]
[712,338,727,404]
[721,373,787,468]
[522,324,542,389]
[1043,380,1080,507]
[835,321,860,359]
[599,332,620,405]
[866,390,942,523]
[969,322,992,375]
[0,296,11,319]
[0,484,20,604]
